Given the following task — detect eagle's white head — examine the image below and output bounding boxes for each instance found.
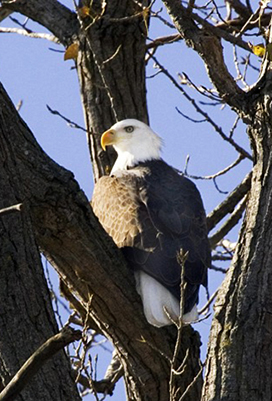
[101,119,163,174]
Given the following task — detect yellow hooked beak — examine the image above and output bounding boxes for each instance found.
[101,129,116,151]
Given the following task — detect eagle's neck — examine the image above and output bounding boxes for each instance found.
[111,146,161,175]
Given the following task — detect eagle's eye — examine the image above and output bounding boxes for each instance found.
[125,126,134,133]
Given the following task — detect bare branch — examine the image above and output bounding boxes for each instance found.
[199,290,219,316]
[0,327,82,401]
[59,280,101,333]
[226,0,252,18]
[207,171,252,232]
[169,251,188,401]
[211,255,232,261]
[185,154,246,182]
[161,0,246,110]
[178,360,203,401]
[189,8,251,51]
[91,350,123,396]
[149,52,252,159]
[209,196,247,248]
[179,72,221,101]
[46,105,87,133]
[2,0,79,45]
[0,26,59,42]
[146,33,182,49]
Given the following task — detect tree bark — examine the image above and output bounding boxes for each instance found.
[0,80,203,400]
[0,127,81,400]
[0,1,224,399]
[202,70,272,401]
[76,1,149,180]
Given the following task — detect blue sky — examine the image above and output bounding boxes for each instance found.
[0,1,258,399]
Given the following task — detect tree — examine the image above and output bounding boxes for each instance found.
[0,0,271,400]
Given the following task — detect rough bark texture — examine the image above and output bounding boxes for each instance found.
[0,2,204,398]
[0,2,205,400]
[5,0,272,400]
[0,83,202,400]
[202,71,272,401]
[76,0,149,180]
[0,125,81,400]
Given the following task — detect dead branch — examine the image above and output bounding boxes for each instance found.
[0,27,59,42]
[178,360,203,401]
[209,196,247,248]
[1,0,79,45]
[199,289,219,315]
[207,171,252,232]
[46,105,87,133]
[169,251,187,401]
[0,327,82,401]
[146,33,182,49]
[185,154,246,181]
[162,0,246,109]
[226,0,252,19]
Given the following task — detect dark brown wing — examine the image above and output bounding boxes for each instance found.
[92,160,210,313]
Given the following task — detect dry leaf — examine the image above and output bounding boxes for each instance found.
[64,43,79,61]
[78,6,90,18]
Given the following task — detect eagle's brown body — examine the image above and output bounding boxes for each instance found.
[92,158,210,325]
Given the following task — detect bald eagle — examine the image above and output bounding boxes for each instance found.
[92,119,210,327]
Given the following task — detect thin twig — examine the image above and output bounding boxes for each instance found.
[178,360,204,401]
[229,115,240,139]
[46,105,87,132]
[175,107,206,123]
[0,203,23,216]
[199,289,219,315]
[235,6,261,38]
[179,72,221,101]
[169,250,187,401]
[233,44,250,89]
[185,154,245,181]
[149,52,253,161]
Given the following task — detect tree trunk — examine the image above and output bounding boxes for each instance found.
[0,1,208,399]
[202,70,272,401]
[0,111,81,400]
[76,0,149,180]
[0,80,203,400]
